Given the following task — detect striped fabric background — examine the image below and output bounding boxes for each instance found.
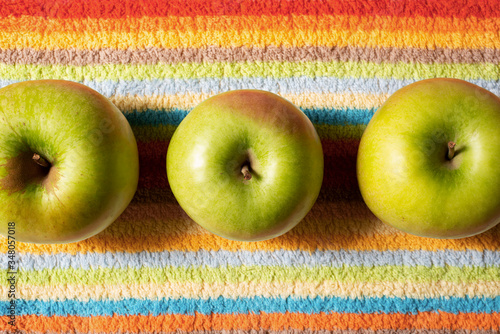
[1,0,500,332]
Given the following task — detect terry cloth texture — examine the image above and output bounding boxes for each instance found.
[1,0,500,332]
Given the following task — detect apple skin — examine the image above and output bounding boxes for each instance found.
[166,90,323,241]
[357,78,500,238]
[0,80,139,244]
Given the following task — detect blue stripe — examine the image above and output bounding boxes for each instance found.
[2,250,499,271]
[1,296,499,316]
[123,107,376,126]
[124,108,190,126]
[1,78,499,96]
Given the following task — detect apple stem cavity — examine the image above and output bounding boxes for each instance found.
[447,142,456,160]
[32,153,50,168]
[241,165,252,181]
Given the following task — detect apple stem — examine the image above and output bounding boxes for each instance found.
[32,153,50,168]
[447,142,456,160]
[241,165,252,180]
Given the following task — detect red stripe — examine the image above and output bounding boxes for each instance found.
[137,139,361,200]
[137,141,169,190]
[1,0,499,18]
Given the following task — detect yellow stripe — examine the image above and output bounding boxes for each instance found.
[109,92,389,112]
[2,281,498,301]
[1,30,499,49]
[0,61,495,81]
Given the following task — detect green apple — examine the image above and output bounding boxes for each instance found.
[0,80,139,244]
[167,90,323,241]
[357,78,500,238]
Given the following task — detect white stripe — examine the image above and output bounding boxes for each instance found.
[1,249,498,271]
[1,78,499,97]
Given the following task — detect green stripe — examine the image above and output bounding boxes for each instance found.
[2,265,498,286]
[0,61,498,81]
[315,124,366,140]
[130,124,366,142]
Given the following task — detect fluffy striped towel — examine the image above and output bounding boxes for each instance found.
[1,0,500,332]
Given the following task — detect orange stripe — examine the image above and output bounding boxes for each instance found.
[0,15,498,34]
[3,312,500,332]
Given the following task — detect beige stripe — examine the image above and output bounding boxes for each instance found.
[109,92,388,112]
[1,46,499,66]
[106,199,396,239]
[3,280,499,302]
